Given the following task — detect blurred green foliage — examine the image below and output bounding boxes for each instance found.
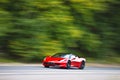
[0,0,120,62]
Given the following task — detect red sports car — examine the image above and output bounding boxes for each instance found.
[42,53,86,69]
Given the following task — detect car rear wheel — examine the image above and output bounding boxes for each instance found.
[66,60,71,69]
[79,61,85,69]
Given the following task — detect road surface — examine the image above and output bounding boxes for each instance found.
[0,64,120,80]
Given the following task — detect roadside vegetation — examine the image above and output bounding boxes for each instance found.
[0,0,120,64]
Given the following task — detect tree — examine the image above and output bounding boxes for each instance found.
[0,0,119,62]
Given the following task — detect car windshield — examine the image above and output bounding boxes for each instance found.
[52,53,70,58]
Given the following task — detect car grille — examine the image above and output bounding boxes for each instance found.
[44,62,54,65]
[44,62,60,66]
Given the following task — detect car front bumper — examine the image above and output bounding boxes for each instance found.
[43,62,67,68]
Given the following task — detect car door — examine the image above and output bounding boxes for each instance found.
[70,55,79,67]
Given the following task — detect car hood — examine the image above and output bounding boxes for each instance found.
[45,57,65,62]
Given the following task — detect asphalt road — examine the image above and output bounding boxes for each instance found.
[0,64,120,80]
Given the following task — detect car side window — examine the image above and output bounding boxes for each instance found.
[70,55,76,59]
[63,54,70,58]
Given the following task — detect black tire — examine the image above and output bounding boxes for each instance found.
[79,61,85,69]
[44,65,49,68]
[66,60,71,69]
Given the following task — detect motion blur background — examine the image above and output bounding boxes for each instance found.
[0,0,119,63]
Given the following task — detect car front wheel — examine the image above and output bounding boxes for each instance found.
[44,65,49,68]
[66,60,71,69]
